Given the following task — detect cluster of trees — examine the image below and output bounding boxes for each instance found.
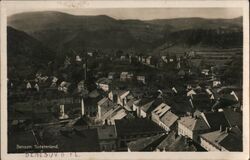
[165,28,243,48]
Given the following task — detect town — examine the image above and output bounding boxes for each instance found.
[8,48,243,152]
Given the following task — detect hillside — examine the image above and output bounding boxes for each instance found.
[146,17,242,32]
[7,26,55,80]
[8,11,243,55]
[154,28,243,54]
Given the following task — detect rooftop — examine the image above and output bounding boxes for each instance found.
[156,131,198,151]
[152,102,171,117]
[42,125,100,152]
[200,126,242,151]
[109,107,128,121]
[178,115,210,131]
[223,109,242,130]
[202,112,230,130]
[111,90,130,98]
[96,125,117,140]
[141,100,155,113]
[96,77,112,85]
[98,97,118,117]
[160,111,179,128]
[125,98,140,111]
[115,118,164,136]
[137,97,155,107]
[127,133,166,151]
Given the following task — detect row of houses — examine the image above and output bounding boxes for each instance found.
[178,108,242,151]
[9,83,242,153]
[96,73,146,92]
[125,107,242,152]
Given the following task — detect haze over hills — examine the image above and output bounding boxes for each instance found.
[8,11,243,56]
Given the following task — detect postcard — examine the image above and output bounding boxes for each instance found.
[0,0,249,160]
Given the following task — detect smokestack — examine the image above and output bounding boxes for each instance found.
[81,98,85,116]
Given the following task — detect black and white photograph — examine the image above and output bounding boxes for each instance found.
[0,1,249,160]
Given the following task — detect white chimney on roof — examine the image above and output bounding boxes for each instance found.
[230,91,239,101]
[172,87,177,94]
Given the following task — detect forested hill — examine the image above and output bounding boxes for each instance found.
[8,11,243,55]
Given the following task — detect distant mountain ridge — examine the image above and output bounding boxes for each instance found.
[8,11,243,32]
[8,11,243,55]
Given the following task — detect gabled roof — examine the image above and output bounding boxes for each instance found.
[127,133,166,151]
[141,100,155,113]
[202,112,230,130]
[223,109,242,130]
[219,134,242,151]
[156,131,197,151]
[152,103,171,117]
[142,98,166,113]
[97,97,117,117]
[126,98,139,110]
[160,111,179,128]
[178,116,210,131]
[137,98,154,106]
[109,107,128,121]
[200,126,242,151]
[167,96,193,114]
[97,97,110,106]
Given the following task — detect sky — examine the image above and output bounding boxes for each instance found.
[7,8,242,20]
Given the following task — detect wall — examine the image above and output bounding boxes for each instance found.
[200,137,221,151]
[178,122,193,140]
